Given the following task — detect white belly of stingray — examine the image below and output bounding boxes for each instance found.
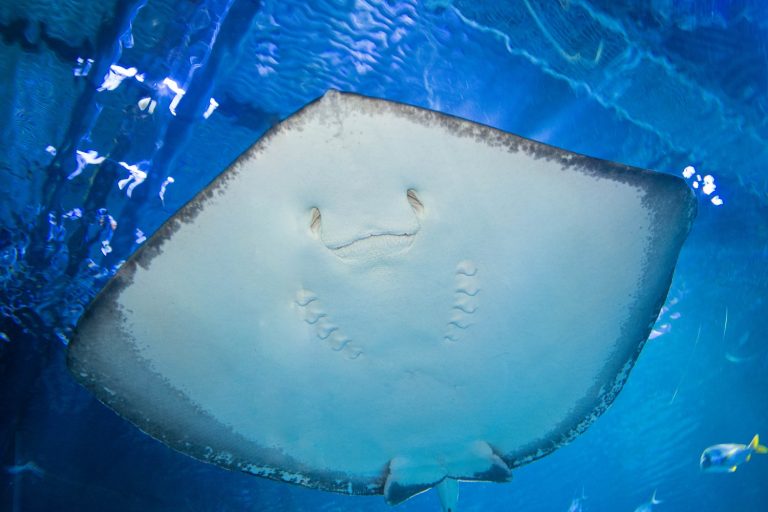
[68,91,696,503]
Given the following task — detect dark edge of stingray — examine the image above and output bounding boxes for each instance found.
[67,90,698,496]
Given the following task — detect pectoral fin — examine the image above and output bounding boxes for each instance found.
[383,457,442,505]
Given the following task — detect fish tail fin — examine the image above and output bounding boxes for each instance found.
[749,434,768,454]
[651,489,662,505]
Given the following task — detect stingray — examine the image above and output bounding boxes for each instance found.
[68,91,696,511]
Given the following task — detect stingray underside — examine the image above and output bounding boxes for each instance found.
[68,91,696,500]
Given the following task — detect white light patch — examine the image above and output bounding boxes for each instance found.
[74,57,94,77]
[135,229,147,244]
[45,145,57,156]
[203,98,219,119]
[163,78,186,116]
[682,166,724,207]
[649,323,671,340]
[63,208,83,220]
[702,175,716,195]
[98,64,138,91]
[117,162,148,197]
[69,150,106,180]
[138,97,151,110]
[159,176,175,203]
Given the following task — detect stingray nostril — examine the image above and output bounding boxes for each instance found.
[406,189,424,214]
[310,207,322,234]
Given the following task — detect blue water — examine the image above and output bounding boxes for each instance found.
[1,1,767,510]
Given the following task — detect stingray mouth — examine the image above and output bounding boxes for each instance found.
[326,232,417,261]
[309,189,424,262]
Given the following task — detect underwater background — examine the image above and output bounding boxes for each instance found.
[0,0,766,510]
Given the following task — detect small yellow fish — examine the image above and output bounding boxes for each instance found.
[700,434,768,473]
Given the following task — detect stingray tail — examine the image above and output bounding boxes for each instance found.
[436,478,459,512]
